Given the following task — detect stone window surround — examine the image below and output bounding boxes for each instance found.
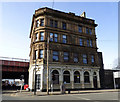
[36,18,44,27]
[49,68,100,87]
[34,31,95,47]
[47,18,95,35]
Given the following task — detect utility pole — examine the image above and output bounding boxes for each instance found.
[34,59,37,95]
[47,35,49,95]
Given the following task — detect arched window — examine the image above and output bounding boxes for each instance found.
[74,71,80,83]
[52,70,59,84]
[84,71,90,83]
[63,71,70,83]
[93,72,97,76]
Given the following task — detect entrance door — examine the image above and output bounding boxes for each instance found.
[93,76,97,89]
[36,74,41,91]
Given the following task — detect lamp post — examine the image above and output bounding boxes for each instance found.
[47,35,49,95]
[34,59,37,95]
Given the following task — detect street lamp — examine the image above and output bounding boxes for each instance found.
[47,35,50,95]
[34,59,37,95]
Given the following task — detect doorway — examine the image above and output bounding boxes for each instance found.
[93,72,97,89]
[36,74,41,91]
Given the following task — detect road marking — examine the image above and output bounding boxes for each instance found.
[69,95,91,100]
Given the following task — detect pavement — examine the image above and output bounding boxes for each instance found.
[2,89,119,101]
[2,89,119,96]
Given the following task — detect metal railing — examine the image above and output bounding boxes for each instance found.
[0,56,29,62]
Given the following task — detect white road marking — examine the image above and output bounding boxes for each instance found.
[69,95,91,100]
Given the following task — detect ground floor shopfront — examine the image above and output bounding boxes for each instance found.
[29,64,101,91]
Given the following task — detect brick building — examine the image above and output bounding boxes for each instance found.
[29,7,101,91]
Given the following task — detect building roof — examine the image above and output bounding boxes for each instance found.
[29,7,98,38]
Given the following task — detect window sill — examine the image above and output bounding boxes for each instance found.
[84,83,90,84]
[64,83,70,84]
[74,83,81,84]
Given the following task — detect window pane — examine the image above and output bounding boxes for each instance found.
[90,40,92,47]
[36,20,40,27]
[35,33,38,41]
[74,53,78,63]
[53,51,59,61]
[64,57,68,60]
[62,22,66,30]
[89,29,92,35]
[74,71,80,83]
[83,54,87,64]
[54,34,58,37]
[50,19,53,27]
[40,50,43,59]
[84,72,90,83]
[87,40,89,47]
[91,55,94,63]
[78,26,82,33]
[63,35,66,39]
[35,50,38,59]
[53,56,58,61]
[50,33,53,41]
[86,28,89,34]
[55,21,58,28]
[54,34,58,42]
[52,70,59,84]
[79,38,83,46]
[40,19,44,26]
[63,71,70,83]
[62,35,67,43]
[64,52,68,56]
[64,52,69,61]
[53,51,58,55]
[40,32,44,41]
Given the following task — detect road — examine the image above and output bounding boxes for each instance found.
[2,91,119,101]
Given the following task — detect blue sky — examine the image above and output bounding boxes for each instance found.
[0,2,118,69]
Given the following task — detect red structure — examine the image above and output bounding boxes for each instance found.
[1,57,29,90]
[2,60,29,72]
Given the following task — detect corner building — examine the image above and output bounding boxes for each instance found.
[29,7,101,91]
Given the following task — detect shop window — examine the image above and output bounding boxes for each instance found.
[52,70,59,84]
[74,71,80,83]
[63,71,70,83]
[84,71,90,83]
